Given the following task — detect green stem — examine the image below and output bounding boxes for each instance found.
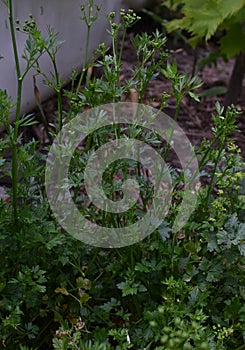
[8,0,21,93]
[50,55,63,132]
[204,140,225,205]
[194,129,225,176]
[67,281,106,322]
[235,345,245,350]
[164,96,181,161]
[130,246,134,270]
[69,293,105,324]
[57,90,62,132]
[86,248,99,274]
[8,0,22,222]
[76,22,91,96]
[85,303,108,324]
[111,28,120,91]
[119,28,126,65]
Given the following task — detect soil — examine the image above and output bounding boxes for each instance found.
[26,14,245,160]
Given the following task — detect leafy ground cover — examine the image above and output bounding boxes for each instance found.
[0,2,245,349]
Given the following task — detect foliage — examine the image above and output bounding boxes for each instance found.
[0,1,245,349]
[162,0,245,58]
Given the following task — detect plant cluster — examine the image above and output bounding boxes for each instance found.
[143,0,245,105]
[0,1,245,349]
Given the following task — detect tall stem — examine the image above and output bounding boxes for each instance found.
[204,139,225,206]
[51,57,62,132]
[8,0,23,221]
[164,97,181,161]
[75,24,91,96]
[48,53,63,132]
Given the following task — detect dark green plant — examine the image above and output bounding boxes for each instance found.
[2,0,63,222]
[0,2,245,350]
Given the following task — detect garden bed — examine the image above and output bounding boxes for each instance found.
[0,6,245,350]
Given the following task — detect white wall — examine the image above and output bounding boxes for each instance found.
[0,0,122,121]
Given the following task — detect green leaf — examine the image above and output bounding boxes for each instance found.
[79,292,91,304]
[190,4,223,40]
[199,86,227,97]
[165,0,245,47]
[46,234,65,250]
[117,280,147,296]
[184,241,201,254]
[76,277,91,290]
[206,262,224,282]
[188,91,200,101]
[224,296,243,321]
[158,221,171,242]
[18,114,38,127]
[220,23,245,58]
[237,223,245,256]
[52,338,64,350]
[217,215,245,255]
[54,287,69,296]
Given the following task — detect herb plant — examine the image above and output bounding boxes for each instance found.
[0,1,244,349]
